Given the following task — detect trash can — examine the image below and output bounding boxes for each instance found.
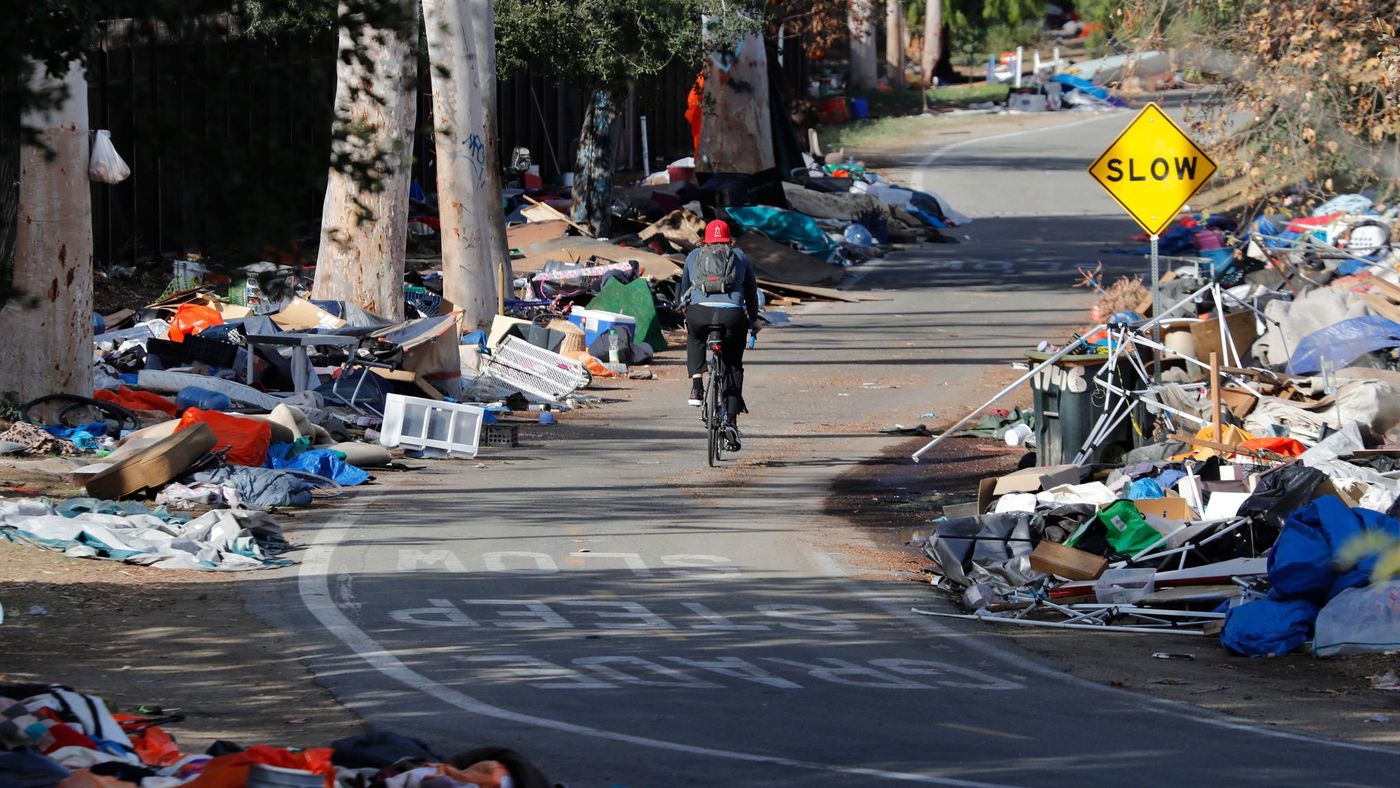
[1026,350,1142,466]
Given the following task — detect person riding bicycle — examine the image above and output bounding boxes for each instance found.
[678,219,760,451]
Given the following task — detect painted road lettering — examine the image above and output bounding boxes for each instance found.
[387,598,857,632]
[397,549,738,578]
[447,654,1024,691]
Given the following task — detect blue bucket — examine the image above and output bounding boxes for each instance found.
[850,96,870,119]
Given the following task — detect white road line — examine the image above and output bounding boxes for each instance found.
[296,488,1016,787]
[844,113,1122,290]
[806,550,1400,756]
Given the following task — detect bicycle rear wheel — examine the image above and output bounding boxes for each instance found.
[706,359,723,466]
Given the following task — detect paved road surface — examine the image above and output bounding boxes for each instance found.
[253,111,1400,786]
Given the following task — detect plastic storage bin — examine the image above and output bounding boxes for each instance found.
[1094,568,1156,604]
[568,308,637,346]
[378,393,485,458]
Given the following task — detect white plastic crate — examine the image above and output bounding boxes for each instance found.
[492,336,590,391]
[378,393,485,458]
[482,362,570,403]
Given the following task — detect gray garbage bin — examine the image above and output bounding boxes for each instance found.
[1026,350,1142,466]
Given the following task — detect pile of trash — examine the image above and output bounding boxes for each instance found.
[914,195,1400,659]
[2,147,966,571]
[0,684,552,787]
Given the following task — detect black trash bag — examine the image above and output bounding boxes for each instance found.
[1237,464,1328,532]
[1031,504,1099,545]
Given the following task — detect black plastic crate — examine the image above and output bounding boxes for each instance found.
[482,424,519,447]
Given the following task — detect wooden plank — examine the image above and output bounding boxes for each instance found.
[756,279,861,302]
[1369,276,1400,302]
[1170,432,1289,463]
[368,367,445,400]
[521,194,594,238]
[506,220,570,250]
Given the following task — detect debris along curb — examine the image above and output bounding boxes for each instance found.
[0,146,966,572]
[902,195,1400,666]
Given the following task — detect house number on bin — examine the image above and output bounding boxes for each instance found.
[1031,363,1087,394]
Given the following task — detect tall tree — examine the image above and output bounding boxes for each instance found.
[921,0,941,104]
[884,0,905,86]
[847,0,878,91]
[697,17,774,174]
[0,61,94,402]
[312,0,419,321]
[423,0,499,330]
[495,0,735,236]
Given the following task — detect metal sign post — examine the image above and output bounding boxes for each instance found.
[1150,232,1160,385]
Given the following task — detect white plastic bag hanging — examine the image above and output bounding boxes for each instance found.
[89,129,130,184]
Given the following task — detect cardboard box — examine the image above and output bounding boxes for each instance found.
[1130,497,1195,521]
[1030,541,1109,581]
[84,423,217,500]
[1189,311,1258,367]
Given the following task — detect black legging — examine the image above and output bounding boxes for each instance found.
[685,304,748,422]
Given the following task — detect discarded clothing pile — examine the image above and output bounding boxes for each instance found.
[0,685,555,787]
[0,497,289,570]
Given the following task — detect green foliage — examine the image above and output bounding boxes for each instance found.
[905,0,1045,66]
[928,82,1009,104]
[495,0,727,90]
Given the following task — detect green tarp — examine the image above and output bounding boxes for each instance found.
[587,278,669,351]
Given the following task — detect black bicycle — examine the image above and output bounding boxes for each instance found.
[701,327,755,466]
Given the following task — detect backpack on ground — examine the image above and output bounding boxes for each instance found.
[691,245,738,297]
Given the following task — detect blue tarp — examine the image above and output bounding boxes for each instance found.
[1268,496,1400,602]
[266,443,369,486]
[1221,496,1400,656]
[1221,597,1320,657]
[725,206,839,259]
[1285,316,1400,375]
[1050,73,1110,101]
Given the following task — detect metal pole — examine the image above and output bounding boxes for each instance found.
[640,114,650,177]
[1150,233,1161,385]
[911,334,1093,463]
[1014,47,1023,88]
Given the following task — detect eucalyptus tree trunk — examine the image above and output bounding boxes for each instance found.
[312,0,418,321]
[884,0,905,86]
[922,0,942,99]
[696,30,773,174]
[423,0,498,330]
[848,0,878,91]
[466,0,512,291]
[0,60,93,402]
[570,89,618,237]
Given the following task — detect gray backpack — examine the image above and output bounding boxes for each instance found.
[691,245,738,297]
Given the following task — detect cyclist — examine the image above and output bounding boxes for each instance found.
[678,219,760,451]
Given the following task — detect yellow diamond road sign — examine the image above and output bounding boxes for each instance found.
[1089,102,1217,237]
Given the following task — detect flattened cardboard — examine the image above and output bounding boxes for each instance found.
[992,464,1081,496]
[84,423,216,500]
[271,298,347,331]
[1030,541,1109,581]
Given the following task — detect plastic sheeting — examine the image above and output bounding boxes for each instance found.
[1286,316,1400,375]
[924,513,1039,590]
[1314,580,1400,657]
